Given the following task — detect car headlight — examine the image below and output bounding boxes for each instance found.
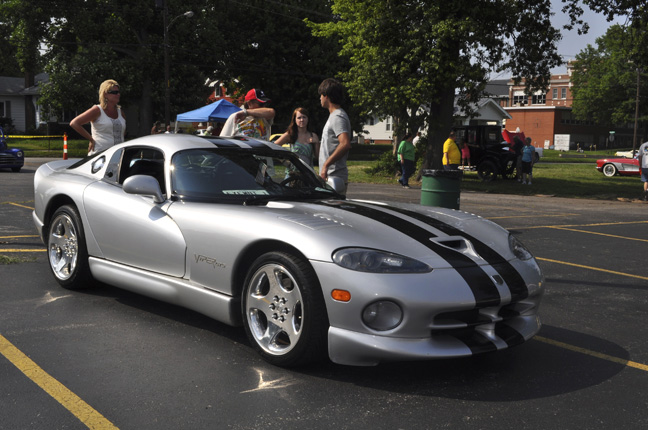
[509,234,533,261]
[16,151,24,158]
[332,248,432,273]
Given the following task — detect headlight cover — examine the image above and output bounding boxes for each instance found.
[509,234,533,261]
[332,248,432,273]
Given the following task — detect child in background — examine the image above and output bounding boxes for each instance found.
[461,139,471,169]
[521,137,536,184]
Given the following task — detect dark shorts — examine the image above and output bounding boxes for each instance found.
[521,161,533,174]
[642,170,648,182]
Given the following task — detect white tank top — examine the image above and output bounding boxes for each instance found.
[90,105,125,155]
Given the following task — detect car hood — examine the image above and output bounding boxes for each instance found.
[168,198,517,270]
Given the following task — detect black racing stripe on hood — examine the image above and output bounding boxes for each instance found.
[316,201,501,308]
[368,203,529,302]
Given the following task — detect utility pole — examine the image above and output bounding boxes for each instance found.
[632,67,641,156]
[163,6,194,130]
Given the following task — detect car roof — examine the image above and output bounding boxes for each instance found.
[114,133,284,155]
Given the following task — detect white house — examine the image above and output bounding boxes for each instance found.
[361,98,511,145]
[0,73,48,133]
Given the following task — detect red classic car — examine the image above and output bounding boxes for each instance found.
[596,155,640,177]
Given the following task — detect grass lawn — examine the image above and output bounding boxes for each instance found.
[348,160,644,201]
[11,137,645,201]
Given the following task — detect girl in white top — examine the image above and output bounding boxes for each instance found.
[70,79,126,155]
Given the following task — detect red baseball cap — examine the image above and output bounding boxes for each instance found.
[244,88,270,103]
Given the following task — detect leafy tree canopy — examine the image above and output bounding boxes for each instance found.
[571,24,647,127]
[33,0,346,137]
[309,0,563,168]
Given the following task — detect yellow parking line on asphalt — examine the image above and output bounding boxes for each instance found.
[0,334,119,430]
[536,257,648,281]
[488,213,579,220]
[558,220,648,227]
[509,220,648,230]
[0,249,46,252]
[549,226,648,243]
[7,202,34,210]
[0,235,39,239]
[535,336,648,372]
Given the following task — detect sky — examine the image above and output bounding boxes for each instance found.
[490,1,627,79]
[550,0,627,73]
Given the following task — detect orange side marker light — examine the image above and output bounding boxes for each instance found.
[331,289,351,302]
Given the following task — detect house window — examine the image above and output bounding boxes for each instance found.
[513,94,527,106]
[561,88,567,99]
[368,117,374,126]
[553,88,558,99]
[385,117,391,131]
[0,101,9,118]
[532,94,546,105]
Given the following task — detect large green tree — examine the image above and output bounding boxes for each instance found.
[565,0,648,149]
[37,0,345,138]
[198,0,348,134]
[39,0,214,137]
[310,0,563,169]
[570,25,647,127]
[0,0,50,130]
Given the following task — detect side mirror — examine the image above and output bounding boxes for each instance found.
[123,175,165,203]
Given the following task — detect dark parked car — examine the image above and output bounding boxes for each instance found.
[0,126,24,172]
[454,125,517,181]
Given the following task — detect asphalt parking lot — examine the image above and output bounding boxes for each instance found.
[1,159,647,429]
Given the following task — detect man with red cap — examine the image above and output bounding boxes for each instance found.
[220,88,275,140]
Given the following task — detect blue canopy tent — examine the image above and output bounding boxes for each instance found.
[175,99,241,130]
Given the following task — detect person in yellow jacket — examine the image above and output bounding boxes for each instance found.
[442,131,461,170]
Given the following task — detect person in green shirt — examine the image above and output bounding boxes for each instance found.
[397,133,416,188]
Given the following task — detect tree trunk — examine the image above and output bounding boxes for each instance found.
[24,72,36,131]
[137,77,153,137]
[422,85,456,171]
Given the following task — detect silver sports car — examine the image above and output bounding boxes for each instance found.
[33,134,544,367]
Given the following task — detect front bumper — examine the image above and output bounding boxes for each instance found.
[311,258,543,366]
[328,314,541,366]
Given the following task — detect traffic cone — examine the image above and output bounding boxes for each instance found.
[63,133,68,160]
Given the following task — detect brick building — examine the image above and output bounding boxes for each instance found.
[491,64,637,151]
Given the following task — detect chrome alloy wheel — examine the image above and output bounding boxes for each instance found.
[48,213,79,281]
[245,263,304,356]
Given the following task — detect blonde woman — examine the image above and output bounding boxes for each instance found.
[70,79,126,155]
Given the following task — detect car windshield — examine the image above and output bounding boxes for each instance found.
[171,148,339,204]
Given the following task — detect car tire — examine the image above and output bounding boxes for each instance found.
[242,251,329,367]
[11,167,21,172]
[501,156,516,180]
[477,160,498,182]
[602,163,618,177]
[47,205,93,289]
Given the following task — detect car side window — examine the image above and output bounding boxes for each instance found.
[118,147,166,190]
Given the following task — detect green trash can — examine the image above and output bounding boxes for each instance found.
[420,169,463,209]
